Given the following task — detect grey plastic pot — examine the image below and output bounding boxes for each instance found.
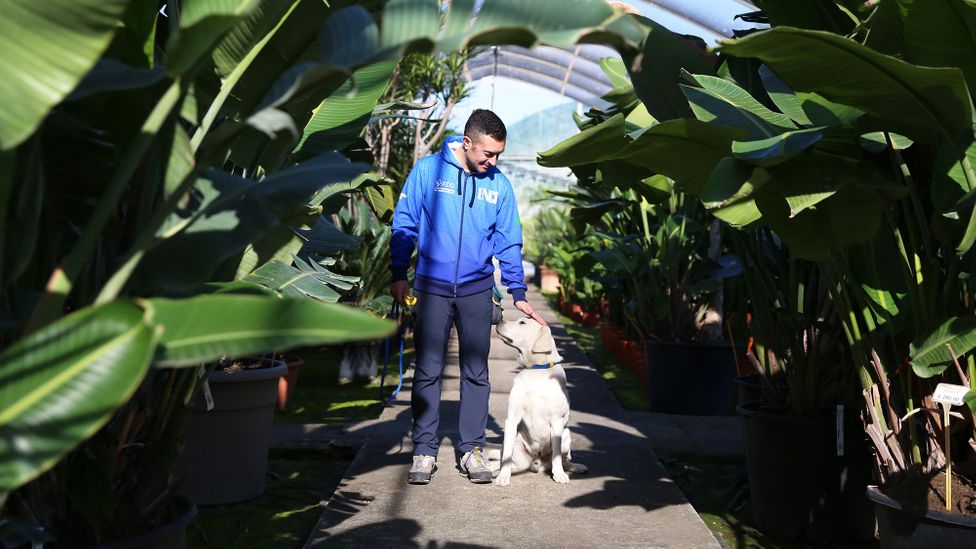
[89,495,196,549]
[867,485,976,548]
[177,359,287,506]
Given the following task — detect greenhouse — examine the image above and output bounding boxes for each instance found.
[2,0,976,547]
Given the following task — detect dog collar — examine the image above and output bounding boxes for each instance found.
[530,362,555,370]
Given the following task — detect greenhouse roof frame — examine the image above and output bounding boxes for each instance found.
[463,0,759,109]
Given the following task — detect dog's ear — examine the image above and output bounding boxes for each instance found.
[531,326,555,354]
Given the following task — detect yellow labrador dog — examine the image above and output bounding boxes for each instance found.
[493,318,587,485]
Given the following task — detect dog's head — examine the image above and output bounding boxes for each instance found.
[495,319,563,367]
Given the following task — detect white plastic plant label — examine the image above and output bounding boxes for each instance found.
[201,380,215,411]
[198,365,215,411]
[836,404,844,457]
[933,383,969,407]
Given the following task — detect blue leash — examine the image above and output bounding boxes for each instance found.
[379,301,409,405]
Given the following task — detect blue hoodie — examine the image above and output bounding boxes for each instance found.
[391,136,527,302]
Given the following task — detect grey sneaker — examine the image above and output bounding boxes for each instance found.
[408,454,436,485]
[459,447,493,484]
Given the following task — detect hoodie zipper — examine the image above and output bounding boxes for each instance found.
[453,170,467,297]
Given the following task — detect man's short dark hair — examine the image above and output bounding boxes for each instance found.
[464,109,507,141]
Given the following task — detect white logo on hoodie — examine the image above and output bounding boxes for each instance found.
[477,187,499,204]
[434,179,455,194]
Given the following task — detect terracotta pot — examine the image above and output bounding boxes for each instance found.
[607,326,627,354]
[277,355,304,411]
[630,345,647,383]
[599,322,614,348]
[581,308,599,327]
[539,266,561,293]
[570,303,584,322]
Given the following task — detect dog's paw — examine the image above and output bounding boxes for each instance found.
[494,471,511,486]
[552,471,570,484]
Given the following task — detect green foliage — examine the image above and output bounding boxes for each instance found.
[535,2,976,450]
[0,0,664,541]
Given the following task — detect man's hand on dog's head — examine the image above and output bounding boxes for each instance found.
[514,300,547,326]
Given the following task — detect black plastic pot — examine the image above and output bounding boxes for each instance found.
[177,359,287,506]
[644,341,738,415]
[734,373,762,406]
[737,401,876,542]
[867,485,976,548]
[91,495,196,549]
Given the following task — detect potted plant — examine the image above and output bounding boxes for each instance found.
[176,356,289,506]
[539,74,744,414]
[533,15,889,539]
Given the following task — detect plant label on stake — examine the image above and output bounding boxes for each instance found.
[933,383,969,511]
[197,365,215,412]
[836,404,844,457]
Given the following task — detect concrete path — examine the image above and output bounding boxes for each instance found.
[304,286,722,548]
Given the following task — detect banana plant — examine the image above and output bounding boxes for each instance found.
[610,2,976,481]
[0,0,647,541]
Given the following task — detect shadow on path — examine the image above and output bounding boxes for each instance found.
[304,287,721,548]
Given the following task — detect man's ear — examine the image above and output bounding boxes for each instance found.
[531,326,555,354]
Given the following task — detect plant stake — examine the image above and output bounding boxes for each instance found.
[933,382,969,511]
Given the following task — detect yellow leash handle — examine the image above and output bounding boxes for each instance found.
[404,294,417,308]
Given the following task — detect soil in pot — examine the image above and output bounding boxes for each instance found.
[869,472,976,548]
[882,470,976,517]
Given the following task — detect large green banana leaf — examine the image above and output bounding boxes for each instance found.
[0,0,131,149]
[537,115,745,196]
[294,61,398,160]
[680,73,796,140]
[0,302,156,492]
[867,0,976,95]
[381,0,643,54]
[148,294,394,366]
[628,17,713,121]
[135,154,369,293]
[243,256,359,302]
[719,27,974,154]
[911,316,976,377]
[165,0,261,75]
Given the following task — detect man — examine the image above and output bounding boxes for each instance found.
[390,109,546,485]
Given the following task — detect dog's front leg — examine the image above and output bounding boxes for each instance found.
[495,415,521,486]
[550,419,569,484]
